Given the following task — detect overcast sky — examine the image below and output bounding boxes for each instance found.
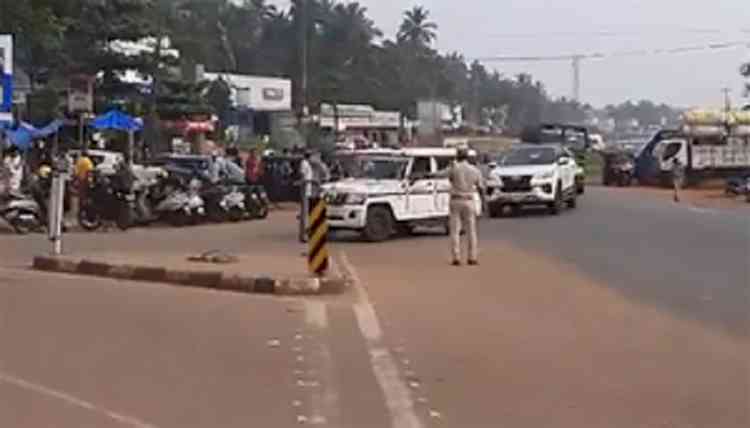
[271,0,750,108]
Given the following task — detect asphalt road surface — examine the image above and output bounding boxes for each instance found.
[483,187,749,338]
[1,187,747,427]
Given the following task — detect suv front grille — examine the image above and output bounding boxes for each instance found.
[501,175,533,192]
[325,193,348,206]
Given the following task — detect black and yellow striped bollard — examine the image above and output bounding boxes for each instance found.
[307,197,329,275]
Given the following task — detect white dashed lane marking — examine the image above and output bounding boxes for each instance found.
[339,252,424,428]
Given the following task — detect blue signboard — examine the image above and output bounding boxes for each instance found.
[1,35,14,113]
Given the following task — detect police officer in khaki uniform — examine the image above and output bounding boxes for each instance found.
[447,148,484,266]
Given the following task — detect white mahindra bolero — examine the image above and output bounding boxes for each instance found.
[321,148,482,242]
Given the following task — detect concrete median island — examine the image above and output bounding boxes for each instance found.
[31,253,349,296]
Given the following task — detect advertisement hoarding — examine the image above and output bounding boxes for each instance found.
[203,73,292,111]
[68,75,94,113]
[0,34,14,116]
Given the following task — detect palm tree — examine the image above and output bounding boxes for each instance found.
[397,6,437,48]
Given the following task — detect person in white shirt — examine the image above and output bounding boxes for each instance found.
[3,147,24,194]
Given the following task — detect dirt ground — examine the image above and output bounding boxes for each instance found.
[601,181,750,211]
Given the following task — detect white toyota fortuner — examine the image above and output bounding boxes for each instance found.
[486,144,579,216]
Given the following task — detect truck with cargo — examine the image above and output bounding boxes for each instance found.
[634,110,750,187]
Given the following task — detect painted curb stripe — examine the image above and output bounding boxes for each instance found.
[30,256,345,295]
[307,198,330,276]
[310,246,330,274]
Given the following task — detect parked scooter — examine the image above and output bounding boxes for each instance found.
[78,169,135,231]
[0,191,44,234]
[155,177,206,226]
[202,183,246,223]
[244,185,270,219]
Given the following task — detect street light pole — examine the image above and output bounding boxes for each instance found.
[722,87,732,113]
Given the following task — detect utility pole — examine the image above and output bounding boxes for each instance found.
[722,87,732,113]
[298,0,309,122]
[572,55,582,102]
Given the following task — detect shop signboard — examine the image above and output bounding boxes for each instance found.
[0,35,13,115]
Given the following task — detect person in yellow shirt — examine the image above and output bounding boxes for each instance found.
[74,150,95,214]
[75,150,94,183]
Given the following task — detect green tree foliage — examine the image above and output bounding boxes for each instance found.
[0,0,68,88]
[5,0,682,132]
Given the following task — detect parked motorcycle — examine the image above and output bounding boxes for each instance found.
[78,170,135,231]
[0,192,44,234]
[244,185,270,219]
[155,177,205,226]
[202,183,246,223]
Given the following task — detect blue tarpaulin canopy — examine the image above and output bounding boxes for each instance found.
[1,120,64,151]
[90,110,142,132]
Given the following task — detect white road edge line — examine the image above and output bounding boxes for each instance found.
[0,371,159,428]
[304,300,340,426]
[339,252,424,428]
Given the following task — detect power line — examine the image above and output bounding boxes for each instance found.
[484,28,750,39]
[470,40,750,102]
[471,40,750,62]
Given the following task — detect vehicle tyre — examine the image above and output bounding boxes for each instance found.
[7,211,35,235]
[78,207,102,231]
[488,204,502,218]
[228,206,245,222]
[441,218,450,235]
[208,207,227,223]
[255,203,269,220]
[577,183,585,194]
[362,206,394,242]
[116,207,133,231]
[168,211,188,227]
[567,193,577,209]
[548,185,563,215]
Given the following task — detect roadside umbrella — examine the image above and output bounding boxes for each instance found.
[90,110,143,164]
[90,110,142,132]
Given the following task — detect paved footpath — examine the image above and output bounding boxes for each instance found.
[1,189,748,427]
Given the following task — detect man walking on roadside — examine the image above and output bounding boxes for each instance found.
[445,147,484,266]
[671,157,684,203]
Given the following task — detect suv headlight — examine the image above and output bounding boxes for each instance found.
[534,171,555,180]
[344,193,367,205]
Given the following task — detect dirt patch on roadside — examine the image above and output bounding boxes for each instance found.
[603,184,749,210]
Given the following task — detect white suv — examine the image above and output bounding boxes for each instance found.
[486,144,578,216]
[322,147,482,241]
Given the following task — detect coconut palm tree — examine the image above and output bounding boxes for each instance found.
[397,6,437,48]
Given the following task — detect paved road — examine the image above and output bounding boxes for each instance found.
[337,187,748,427]
[483,187,749,338]
[1,188,747,427]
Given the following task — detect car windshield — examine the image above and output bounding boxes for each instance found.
[501,148,557,166]
[343,156,408,180]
